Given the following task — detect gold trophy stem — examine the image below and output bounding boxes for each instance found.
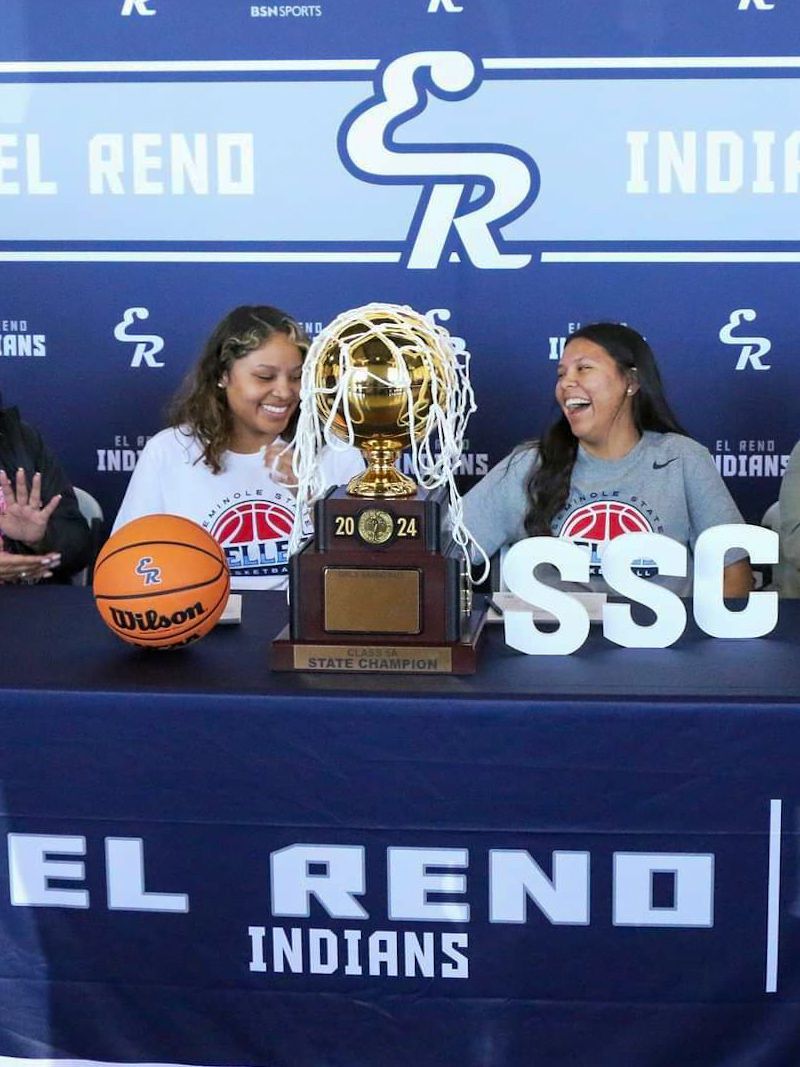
[347,439,417,498]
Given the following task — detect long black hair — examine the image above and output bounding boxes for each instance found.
[524,322,688,536]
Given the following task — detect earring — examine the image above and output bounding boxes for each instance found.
[626,387,633,396]
[217,381,225,388]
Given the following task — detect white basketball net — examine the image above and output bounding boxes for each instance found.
[289,302,489,581]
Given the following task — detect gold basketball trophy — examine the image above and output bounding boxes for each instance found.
[271,302,488,674]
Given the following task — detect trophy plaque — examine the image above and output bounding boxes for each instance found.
[271,303,487,675]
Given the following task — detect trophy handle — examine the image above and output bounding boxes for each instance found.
[347,439,417,498]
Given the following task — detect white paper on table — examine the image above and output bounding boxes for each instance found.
[218,592,242,625]
[487,590,607,624]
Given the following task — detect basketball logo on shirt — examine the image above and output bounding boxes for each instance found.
[211,499,296,579]
[559,500,658,578]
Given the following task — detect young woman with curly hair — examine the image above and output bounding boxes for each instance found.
[114,305,362,590]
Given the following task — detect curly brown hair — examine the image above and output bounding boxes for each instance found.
[168,305,309,474]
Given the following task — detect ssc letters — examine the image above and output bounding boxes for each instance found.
[501,524,779,655]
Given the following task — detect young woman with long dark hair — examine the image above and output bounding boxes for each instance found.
[464,322,752,597]
[114,305,362,590]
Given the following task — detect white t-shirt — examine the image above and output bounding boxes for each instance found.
[113,427,364,590]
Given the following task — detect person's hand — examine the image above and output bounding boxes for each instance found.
[263,441,298,493]
[0,468,61,547]
[0,548,60,584]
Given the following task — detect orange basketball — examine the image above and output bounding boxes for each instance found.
[93,514,230,649]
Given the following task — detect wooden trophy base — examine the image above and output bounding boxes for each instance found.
[271,486,487,675]
[272,605,487,675]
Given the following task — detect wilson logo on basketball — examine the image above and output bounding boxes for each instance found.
[210,499,296,578]
[109,601,206,633]
[559,500,658,578]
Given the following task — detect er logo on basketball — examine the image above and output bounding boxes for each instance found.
[560,500,657,578]
[135,556,162,586]
[211,499,296,578]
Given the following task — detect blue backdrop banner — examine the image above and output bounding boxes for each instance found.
[0,0,796,529]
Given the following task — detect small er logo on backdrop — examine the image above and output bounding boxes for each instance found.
[113,308,165,368]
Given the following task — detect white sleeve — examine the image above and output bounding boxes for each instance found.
[319,444,366,489]
[112,436,168,532]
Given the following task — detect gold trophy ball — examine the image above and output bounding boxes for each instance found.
[313,311,450,498]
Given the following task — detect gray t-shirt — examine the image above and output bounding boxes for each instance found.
[463,431,746,595]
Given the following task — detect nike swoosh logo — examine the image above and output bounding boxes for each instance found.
[652,457,679,469]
